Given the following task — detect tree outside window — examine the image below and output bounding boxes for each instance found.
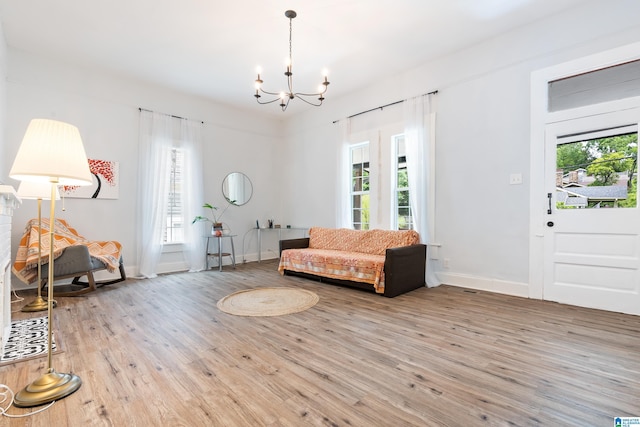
[556,131,637,208]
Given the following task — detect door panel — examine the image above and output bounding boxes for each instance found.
[544,109,640,315]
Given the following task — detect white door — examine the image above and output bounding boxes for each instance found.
[544,108,640,315]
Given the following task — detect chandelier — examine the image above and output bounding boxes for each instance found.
[254,10,330,112]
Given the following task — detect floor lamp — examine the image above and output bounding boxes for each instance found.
[9,118,93,407]
[17,181,61,312]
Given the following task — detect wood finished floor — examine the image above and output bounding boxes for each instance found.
[2,259,639,426]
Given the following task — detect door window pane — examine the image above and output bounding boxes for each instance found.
[556,126,637,209]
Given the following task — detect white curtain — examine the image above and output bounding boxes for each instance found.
[136,110,204,278]
[179,118,205,272]
[404,94,440,287]
[137,111,171,278]
[336,118,352,228]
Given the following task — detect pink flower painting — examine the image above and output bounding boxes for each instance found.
[61,159,119,199]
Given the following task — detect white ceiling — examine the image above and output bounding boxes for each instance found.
[0,0,588,117]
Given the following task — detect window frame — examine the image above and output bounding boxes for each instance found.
[164,147,185,244]
[393,134,414,230]
[350,142,370,230]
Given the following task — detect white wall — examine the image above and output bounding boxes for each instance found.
[2,51,284,288]
[280,0,640,297]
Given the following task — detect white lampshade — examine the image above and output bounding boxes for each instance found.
[17,181,61,200]
[9,119,93,186]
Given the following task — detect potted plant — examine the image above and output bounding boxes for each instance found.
[192,202,235,235]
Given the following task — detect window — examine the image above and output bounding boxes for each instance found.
[548,59,640,112]
[394,135,413,229]
[350,143,370,230]
[556,126,637,209]
[164,148,184,243]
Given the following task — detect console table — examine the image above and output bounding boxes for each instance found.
[205,234,236,271]
[256,227,308,262]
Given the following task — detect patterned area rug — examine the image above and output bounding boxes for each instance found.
[217,287,319,317]
[0,316,60,365]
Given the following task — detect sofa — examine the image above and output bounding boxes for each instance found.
[278,227,426,297]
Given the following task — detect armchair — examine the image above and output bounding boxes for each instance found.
[13,218,125,296]
[40,245,126,296]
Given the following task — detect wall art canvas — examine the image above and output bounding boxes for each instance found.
[60,159,119,199]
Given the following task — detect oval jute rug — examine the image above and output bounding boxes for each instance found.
[217,287,319,317]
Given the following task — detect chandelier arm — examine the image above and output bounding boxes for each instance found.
[295,91,325,97]
[281,96,292,112]
[259,88,284,97]
[256,96,284,105]
[294,94,323,107]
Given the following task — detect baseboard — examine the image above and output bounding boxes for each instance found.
[437,272,530,298]
[240,252,279,264]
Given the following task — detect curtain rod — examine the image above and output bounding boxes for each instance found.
[332,90,438,124]
[138,107,204,124]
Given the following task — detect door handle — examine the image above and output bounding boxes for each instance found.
[547,193,552,214]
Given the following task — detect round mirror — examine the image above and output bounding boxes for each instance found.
[222,172,253,206]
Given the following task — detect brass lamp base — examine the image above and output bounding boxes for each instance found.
[13,369,82,408]
[21,296,56,312]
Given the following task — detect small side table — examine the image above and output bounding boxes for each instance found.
[256,227,308,262]
[205,234,236,271]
